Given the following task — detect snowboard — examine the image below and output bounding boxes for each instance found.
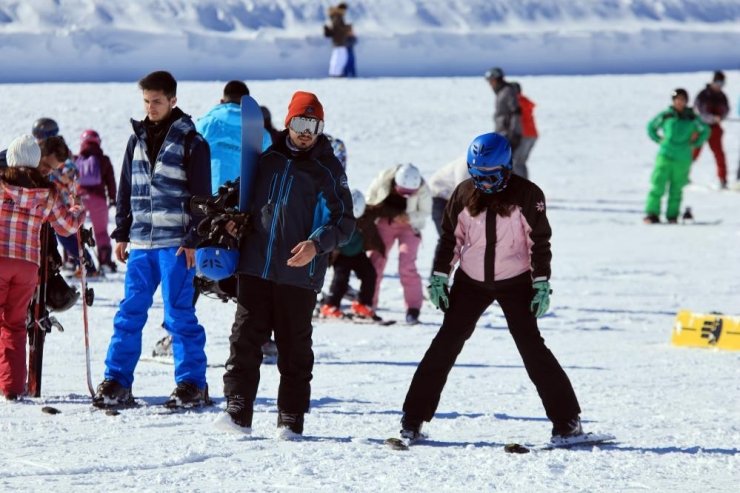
[239,95,264,212]
[672,310,740,351]
[26,224,55,397]
[504,432,617,453]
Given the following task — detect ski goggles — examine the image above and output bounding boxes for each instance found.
[289,116,324,135]
[468,165,510,193]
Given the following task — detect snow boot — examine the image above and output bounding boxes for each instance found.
[400,414,425,441]
[277,410,304,436]
[405,308,420,325]
[164,382,211,408]
[93,379,134,408]
[351,301,375,319]
[214,395,253,434]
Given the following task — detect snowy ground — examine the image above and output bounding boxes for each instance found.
[1,72,739,492]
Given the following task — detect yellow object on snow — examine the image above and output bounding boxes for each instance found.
[672,310,740,351]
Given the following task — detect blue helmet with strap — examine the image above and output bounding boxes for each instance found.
[195,246,239,281]
[466,133,513,194]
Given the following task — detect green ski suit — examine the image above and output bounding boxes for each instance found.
[645,106,709,219]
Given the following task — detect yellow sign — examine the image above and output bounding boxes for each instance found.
[672,310,740,351]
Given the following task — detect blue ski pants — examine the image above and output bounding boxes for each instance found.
[105,247,207,388]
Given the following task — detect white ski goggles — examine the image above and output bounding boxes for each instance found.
[289,116,324,135]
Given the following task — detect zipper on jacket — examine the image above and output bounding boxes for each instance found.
[267,173,279,204]
[262,161,292,278]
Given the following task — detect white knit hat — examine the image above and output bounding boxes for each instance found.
[7,134,41,168]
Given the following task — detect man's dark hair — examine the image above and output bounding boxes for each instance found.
[337,2,348,10]
[223,80,249,103]
[138,70,177,98]
[39,136,70,161]
[713,70,725,82]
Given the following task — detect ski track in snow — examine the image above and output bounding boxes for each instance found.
[1,72,739,492]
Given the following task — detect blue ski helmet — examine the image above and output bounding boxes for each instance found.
[466,133,512,194]
[195,246,239,281]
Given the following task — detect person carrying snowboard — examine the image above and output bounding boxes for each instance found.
[644,88,709,224]
[216,91,355,437]
[0,135,85,400]
[94,70,213,409]
[397,132,586,445]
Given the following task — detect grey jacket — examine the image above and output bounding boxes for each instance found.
[493,83,522,144]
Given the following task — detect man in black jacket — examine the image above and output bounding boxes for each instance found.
[215,91,355,437]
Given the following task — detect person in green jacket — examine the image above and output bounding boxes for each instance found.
[644,88,710,224]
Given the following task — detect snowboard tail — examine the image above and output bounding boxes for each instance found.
[672,310,740,351]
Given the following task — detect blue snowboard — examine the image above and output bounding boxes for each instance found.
[239,95,264,212]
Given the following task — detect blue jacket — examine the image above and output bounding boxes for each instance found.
[239,131,355,292]
[195,102,272,193]
[112,108,212,249]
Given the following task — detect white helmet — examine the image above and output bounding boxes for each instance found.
[394,163,422,192]
[351,189,366,218]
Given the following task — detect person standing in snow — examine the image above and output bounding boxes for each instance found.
[216,91,355,437]
[75,129,117,273]
[366,163,431,325]
[428,156,469,236]
[324,3,356,77]
[510,82,538,179]
[196,80,272,194]
[397,132,586,445]
[692,71,730,189]
[319,189,383,320]
[485,67,522,151]
[94,70,213,409]
[644,89,709,224]
[0,135,85,401]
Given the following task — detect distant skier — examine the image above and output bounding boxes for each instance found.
[644,88,709,224]
[692,71,730,188]
[366,163,431,325]
[485,67,522,151]
[397,132,586,446]
[0,135,85,400]
[510,82,539,179]
[94,70,212,409]
[215,91,355,437]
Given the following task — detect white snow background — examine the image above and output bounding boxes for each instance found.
[0,71,738,493]
[0,0,739,81]
[1,0,739,491]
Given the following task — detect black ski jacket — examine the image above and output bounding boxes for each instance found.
[238,131,355,292]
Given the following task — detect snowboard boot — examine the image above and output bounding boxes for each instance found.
[98,245,117,273]
[400,414,425,441]
[405,308,420,325]
[351,301,375,319]
[551,416,584,439]
[164,382,212,408]
[666,217,678,224]
[93,379,134,408]
[277,410,304,436]
[320,304,344,319]
[643,214,660,224]
[152,334,173,358]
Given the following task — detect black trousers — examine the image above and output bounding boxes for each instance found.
[223,275,317,413]
[431,197,448,237]
[402,272,581,424]
[326,253,377,307]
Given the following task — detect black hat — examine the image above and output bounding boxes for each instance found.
[484,67,504,80]
[713,70,725,82]
[672,88,689,100]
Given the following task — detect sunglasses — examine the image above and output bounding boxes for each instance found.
[289,116,324,136]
